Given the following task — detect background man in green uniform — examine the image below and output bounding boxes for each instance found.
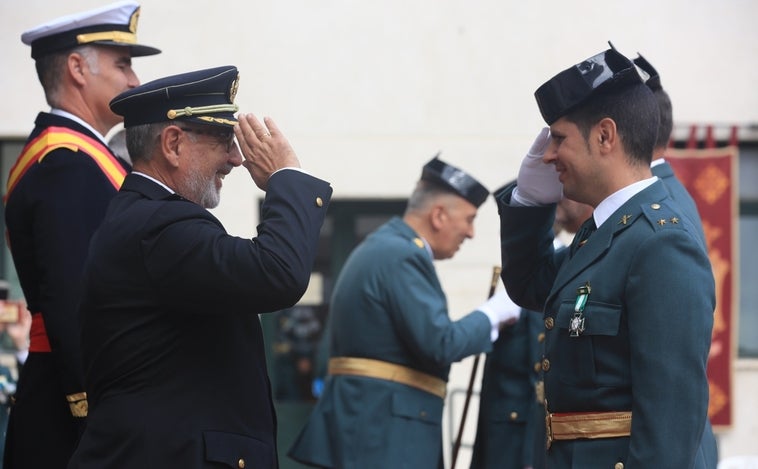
[290,157,521,469]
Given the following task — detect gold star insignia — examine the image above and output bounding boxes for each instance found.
[657,219,667,226]
[413,238,424,248]
[670,217,680,224]
[619,214,632,225]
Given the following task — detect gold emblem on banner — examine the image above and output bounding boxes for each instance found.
[694,164,729,205]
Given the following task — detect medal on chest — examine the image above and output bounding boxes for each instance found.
[569,281,591,337]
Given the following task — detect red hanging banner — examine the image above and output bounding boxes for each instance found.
[665,140,739,430]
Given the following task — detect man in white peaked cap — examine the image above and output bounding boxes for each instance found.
[4,2,159,467]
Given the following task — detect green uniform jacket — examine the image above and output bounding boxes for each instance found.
[470,308,545,469]
[653,160,707,249]
[497,181,716,468]
[289,217,492,469]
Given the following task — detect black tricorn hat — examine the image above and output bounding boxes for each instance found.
[421,155,489,208]
[632,53,662,91]
[110,66,240,128]
[21,1,160,60]
[534,48,643,125]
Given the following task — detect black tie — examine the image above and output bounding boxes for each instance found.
[570,216,596,257]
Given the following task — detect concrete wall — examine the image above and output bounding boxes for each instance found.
[2,0,757,465]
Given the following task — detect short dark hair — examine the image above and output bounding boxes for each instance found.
[35,45,97,107]
[125,122,170,164]
[564,83,659,167]
[653,87,673,149]
[34,51,68,106]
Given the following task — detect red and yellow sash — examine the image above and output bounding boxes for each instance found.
[4,126,127,202]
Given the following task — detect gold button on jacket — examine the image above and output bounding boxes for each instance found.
[545,317,555,329]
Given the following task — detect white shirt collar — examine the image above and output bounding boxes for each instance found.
[420,236,434,260]
[49,108,108,144]
[131,171,175,194]
[593,176,658,228]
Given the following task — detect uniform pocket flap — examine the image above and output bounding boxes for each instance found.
[204,431,274,468]
[487,398,531,423]
[556,301,621,336]
[390,392,442,425]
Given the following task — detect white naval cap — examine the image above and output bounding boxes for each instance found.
[21,0,160,60]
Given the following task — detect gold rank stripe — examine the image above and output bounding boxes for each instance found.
[76,31,137,45]
[5,127,127,202]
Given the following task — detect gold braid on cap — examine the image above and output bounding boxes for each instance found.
[77,31,138,45]
[166,104,239,120]
[197,116,238,126]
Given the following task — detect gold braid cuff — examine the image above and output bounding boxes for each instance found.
[66,392,88,418]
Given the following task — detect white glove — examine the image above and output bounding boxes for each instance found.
[477,289,521,329]
[512,127,563,206]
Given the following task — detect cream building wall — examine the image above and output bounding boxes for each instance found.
[2,0,757,466]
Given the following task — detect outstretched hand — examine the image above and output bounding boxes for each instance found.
[234,114,301,191]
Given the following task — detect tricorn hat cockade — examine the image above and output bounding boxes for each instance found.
[534,48,643,125]
[632,53,662,91]
[421,155,489,208]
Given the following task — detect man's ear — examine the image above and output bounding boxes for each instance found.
[67,52,88,87]
[429,203,447,231]
[161,126,183,168]
[596,117,617,153]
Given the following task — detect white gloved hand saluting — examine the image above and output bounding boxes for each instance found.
[512,127,563,206]
[477,289,522,341]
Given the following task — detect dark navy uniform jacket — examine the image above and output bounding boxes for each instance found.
[68,170,331,469]
[498,181,716,468]
[4,112,130,467]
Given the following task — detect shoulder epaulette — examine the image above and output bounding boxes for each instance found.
[640,201,686,231]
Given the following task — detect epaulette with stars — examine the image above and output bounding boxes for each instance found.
[639,201,686,232]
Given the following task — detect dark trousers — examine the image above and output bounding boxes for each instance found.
[3,353,83,469]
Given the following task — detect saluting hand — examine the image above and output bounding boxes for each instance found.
[234,113,301,191]
[513,127,563,206]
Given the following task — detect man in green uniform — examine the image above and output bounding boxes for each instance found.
[497,47,715,468]
[290,157,521,469]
